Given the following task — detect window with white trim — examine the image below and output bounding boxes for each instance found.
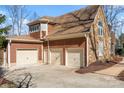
[98,40,104,56]
[98,20,103,36]
[30,24,40,32]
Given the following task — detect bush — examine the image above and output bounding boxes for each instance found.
[115,48,124,56]
[111,55,123,63]
[121,48,124,56]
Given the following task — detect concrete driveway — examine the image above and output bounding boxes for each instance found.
[3,64,124,88]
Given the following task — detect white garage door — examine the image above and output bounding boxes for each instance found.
[51,48,63,65]
[66,48,84,68]
[16,49,38,65]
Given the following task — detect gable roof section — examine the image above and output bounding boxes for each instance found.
[8,5,100,42]
[46,5,100,38]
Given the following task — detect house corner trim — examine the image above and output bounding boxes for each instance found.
[8,40,11,67]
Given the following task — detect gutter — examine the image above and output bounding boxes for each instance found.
[46,32,89,41]
[85,33,89,67]
[27,19,49,26]
[6,38,43,43]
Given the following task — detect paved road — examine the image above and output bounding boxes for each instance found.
[4,64,124,88]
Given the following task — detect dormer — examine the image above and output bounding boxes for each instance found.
[27,18,49,39]
[40,22,48,38]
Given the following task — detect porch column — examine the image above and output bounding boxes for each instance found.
[8,40,11,67]
[41,45,43,63]
[3,49,6,67]
[47,40,51,64]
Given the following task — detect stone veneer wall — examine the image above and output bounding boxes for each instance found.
[88,6,111,65]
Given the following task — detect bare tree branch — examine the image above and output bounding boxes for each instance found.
[5,5,30,36]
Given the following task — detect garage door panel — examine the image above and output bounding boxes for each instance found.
[16,49,38,65]
[66,48,84,67]
[51,49,63,65]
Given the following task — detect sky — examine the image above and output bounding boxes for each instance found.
[27,5,86,17]
[0,5,86,35]
[0,5,124,36]
[0,5,86,19]
[28,5,84,16]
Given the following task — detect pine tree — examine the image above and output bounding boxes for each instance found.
[0,14,11,49]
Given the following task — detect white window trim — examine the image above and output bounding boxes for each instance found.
[30,24,40,33]
[98,20,103,36]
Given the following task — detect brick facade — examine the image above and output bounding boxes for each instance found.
[7,6,111,67]
[30,31,41,39]
[44,37,86,65]
[9,42,43,64]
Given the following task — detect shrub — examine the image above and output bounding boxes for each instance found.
[115,48,124,56]
[121,48,124,56]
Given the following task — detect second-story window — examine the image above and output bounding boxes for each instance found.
[98,20,103,36]
[30,24,40,32]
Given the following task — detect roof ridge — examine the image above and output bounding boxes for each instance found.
[55,5,99,18]
[40,5,100,20]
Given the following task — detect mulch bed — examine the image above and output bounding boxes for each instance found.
[111,56,123,63]
[117,70,124,81]
[76,56,123,74]
[75,61,117,74]
[0,77,11,85]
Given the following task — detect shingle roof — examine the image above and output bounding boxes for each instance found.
[46,5,100,37]
[8,5,100,42]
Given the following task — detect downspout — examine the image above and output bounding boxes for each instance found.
[8,39,11,67]
[47,39,51,64]
[46,20,50,64]
[85,34,89,67]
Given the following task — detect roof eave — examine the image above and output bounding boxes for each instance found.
[27,19,50,26]
[46,32,90,41]
[6,38,43,43]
